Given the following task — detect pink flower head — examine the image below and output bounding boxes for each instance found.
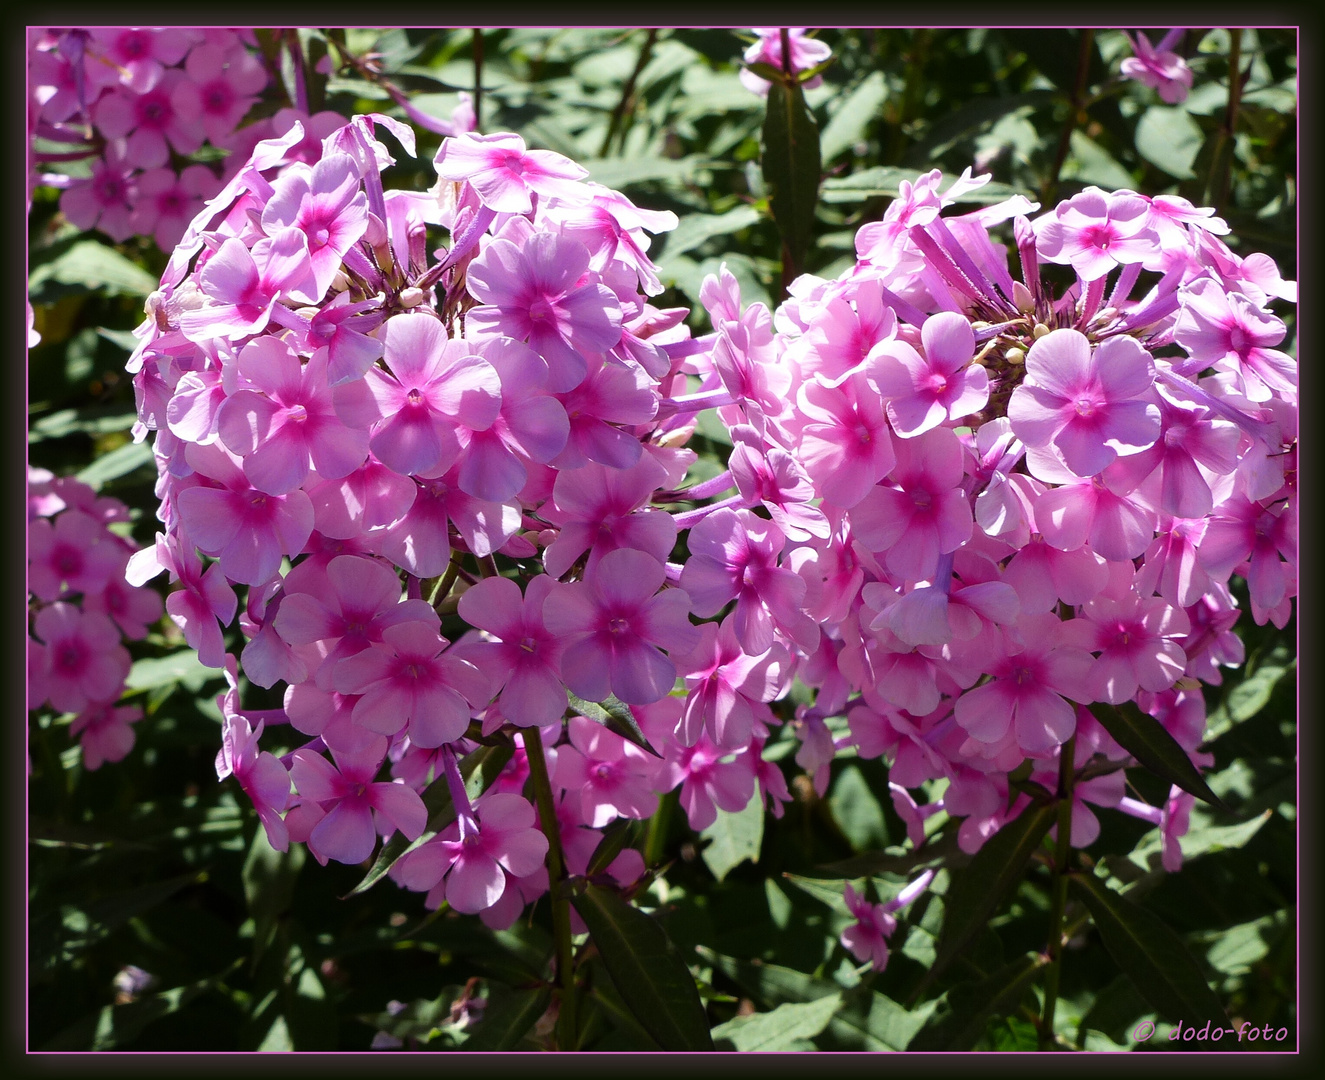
[289,732,426,865]
[1008,329,1161,478]
[840,883,897,972]
[32,603,131,715]
[70,703,142,770]
[1172,280,1297,403]
[1120,31,1194,104]
[215,657,293,850]
[88,27,197,93]
[59,141,138,242]
[128,165,222,251]
[333,312,501,478]
[552,714,661,826]
[261,152,369,298]
[305,292,386,387]
[434,131,588,214]
[178,228,320,341]
[551,356,658,470]
[653,735,757,832]
[466,232,624,393]
[867,311,989,436]
[27,509,124,602]
[93,72,203,168]
[544,547,699,705]
[552,185,679,296]
[729,427,830,542]
[796,367,896,509]
[673,616,790,749]
[1035,188,1159,281]
[740,28,833,96]
[171,42,267,144]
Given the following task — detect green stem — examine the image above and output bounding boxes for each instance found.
[1211,29,1243,213]
[524,732,577,1050]
[643,788,677,867]
[599,29,657,156]
[1043,29,1096,206]
[472,29,484,134]
[1039,734,1077,1050]
[428,551,463,608]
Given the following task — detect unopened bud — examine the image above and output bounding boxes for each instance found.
[1031,322,1051,339]
[398,287,426,309]
[1012,281,1036,314]
[331,270,351,293]
[1005,347,1026,366]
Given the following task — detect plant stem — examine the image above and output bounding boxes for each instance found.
[1039,733,1077,1050]
[600,29,657,156]
[1043,30,1096,206]
[523,732,577,1050]
[429,551,464,607]
[1211,29,1244,213]
[643,788,677,867]
[472,29,484,134]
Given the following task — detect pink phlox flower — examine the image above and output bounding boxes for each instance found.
[70,703,142,771]
[434,131,589,214]
[263,108,352,168]
[466,231,623,393]
[1068,563,1191,704]
[127,531,237,669]
[673,615,790,750]
[1177,587,1246,684]
[261,152,368,297]
[655,734,758,832]
[375,468,520,574]
[1008,329,1161,478]
[27,508,125,602]
[1160,787,1197,872]
[59,140,138,242]
[332,312,501,478]
[215,656,293,850]
[541,454,675,578]
[751,738,793,818]
[1120,31,1194,104]
[880,574,1020,650]
[867,311,989,436]
[303,292,386,387]
[129,165,222,251]
[1146,194,1229,250]
[217,338,371,495]
[889,783,945,848]
[81,557,164,641]
[740,28,833,96]
[851,426,973,582]
[1034,187,1160,280]
[274,553,436,689]
[454,574,567,728]
[710,304,792,435]
[393,791,548,914]
[1172,280,1297,403]
[178,228,320,341]
[32,602,130,715]
[238,583,312,690]
[1135,516,1212,609]
[544,547,699,705]
[30,37,119,123]
[333,618,489,747]
[1196,493,1295,616]
[452,337,570,503]
[680,507,818,655]
[289,731,426,866]
[284,679,363,742]
[92,71,202,168]
[171,41,267,144]
[793,285,899,381]
[175,441,314,586]
[552,714,661,826]
[1024,448,1159,563]
[729,425,830,541]
[550,356,658,470]
[88,27,197,93]
[552,183,678,296]
[305,457,417,540]
[794,711,836,796]
[840,883,898,972]
[953,614,1094,755]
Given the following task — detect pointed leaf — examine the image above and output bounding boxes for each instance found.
[461,986,553,1051]
[700,790,764,882]
[1070,870,1228,1028]
[907,952,1047,1050]
[346,742,512,896]
[242,828,305,966]
[762,75,821,278]
[585,818,642,878]
[1088,701,1227,811]
[567,692,661,757]
[570,883,713,1050]
[711,993,841,1051]
[931,800,1057,980]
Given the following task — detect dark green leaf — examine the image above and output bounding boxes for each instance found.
[28,239,159,300]
[242,828,305,966]
[819,72,887,162]
[347,742,512,896]
[125,650,221,694]
[711,993,841,1051]
[1088,701,1227,811]
[762,76,821,277]
[908,952,1046,1050]
[585,818,642,878]
[1070,870,1228,1028]
[76,440,155,487]
[661,206,763,260]
[570,883,713,1050]
[699,790,763,882]
[567,692,660,756]
[931,800,1057,980]
[462,986,552,1050]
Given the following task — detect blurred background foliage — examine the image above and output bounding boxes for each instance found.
[28,26,1295,1051]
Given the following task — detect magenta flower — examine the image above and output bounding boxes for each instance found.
[333,313,501,478]
[128,531,237,669]
[261,152,368,298]
[466,232,623,392]
[171,42,266,144]
[304,292,385,387]
[27,509,124,602]
[840,883,897,972]
[1120,30,1193,104]
[93,72,203,168]
[867,311,989,436]
[88,27,197,93]
[59,142,138,242]
[1198,495,1296,616]
[652,735,756,832]
[216,658,293,850]
[1073,583,1190,705]
[1008,329,1161,478]
[455,574,567,728]
[333,619,488,747]
[128,165,221,251]
[289,735,426,866]
[673,616,790,749]
[551,356,658,470]
[82,560,164,641]
[553,185,678,296]
[1025,450,1158,563]
[375,468,520,574]
[434,131,588,214]
[1035,188,1159,281]
[32,603,131,715]
[306,458,417,539]
[544,547,699,705]
[728,427,829,542]
[1172,280,1297,403]
[740,28,833,96]
[796,367,896,509]
[70,703,142,771]
[552,715,661,826]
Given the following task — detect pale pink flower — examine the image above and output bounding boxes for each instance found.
[32,603,131,715]
[434,131,588,214]
[1120,31,1193,104]
[70,703,141,770]
[867,311,989,436]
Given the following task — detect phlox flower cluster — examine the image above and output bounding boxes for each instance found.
[27,467,164,771]
[691,166,1295,877]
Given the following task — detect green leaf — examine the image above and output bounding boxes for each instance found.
[817,831,961,878]
[567,692,659,756]
[1070,870,1228,1028]
[125,650,222,694]
[76,439,154,487]
[711,993,842,1051]
[1135,105,1205,179]
[820,165,1029,204]
[829,762,888,851]
[28,239,159,300]
[700,789,764,882]
[761,75,821,276]
[570,883,713,1051]
[1063,129,1136,190]
[347,742,513,896]
[1088,701,1227,811]
[28,406,141,444]
[242,827,305,966]
[931,800,1057,980]
[819,72,886,162]
[908,953,1046,1050]
[1130,809,1272,868]
[583,155,713,190]
[662,205,763,260]
[462,986,553,1051]
[585,818,642,878]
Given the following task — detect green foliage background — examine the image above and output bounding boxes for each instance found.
[28,27,1296,1051]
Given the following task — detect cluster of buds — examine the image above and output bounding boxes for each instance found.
[27,467,164,770]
